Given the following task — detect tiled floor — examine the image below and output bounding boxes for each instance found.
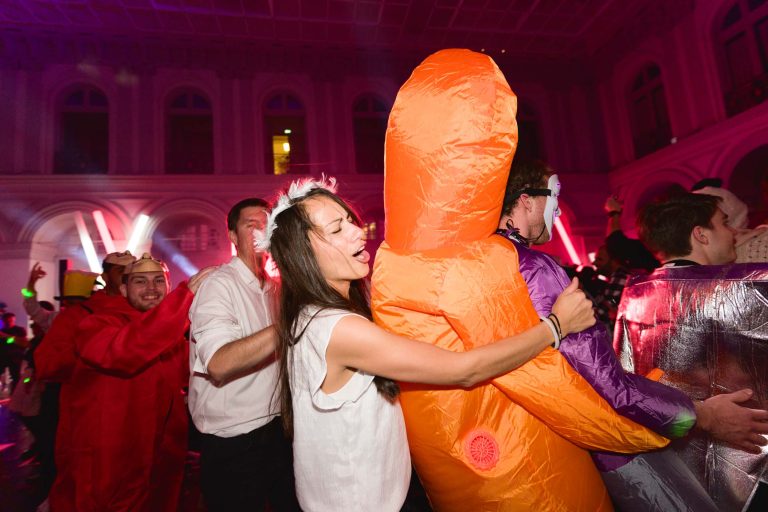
[0,398,205,512]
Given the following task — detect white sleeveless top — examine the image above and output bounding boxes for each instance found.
[289,306,411,512]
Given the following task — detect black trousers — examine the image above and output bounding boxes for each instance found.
[199,416,300,512]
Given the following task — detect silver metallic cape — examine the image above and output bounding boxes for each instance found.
[615,263,768,512]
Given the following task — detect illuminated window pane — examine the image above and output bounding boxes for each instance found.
[264,92,308,174]
[363,221,377,240]
[272,135,290,175]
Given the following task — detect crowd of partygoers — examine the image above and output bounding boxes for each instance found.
[1,50,767,512]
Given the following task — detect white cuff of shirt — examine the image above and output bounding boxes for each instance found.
[192,327,239,374]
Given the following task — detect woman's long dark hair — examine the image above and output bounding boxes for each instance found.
[269,187,399,437]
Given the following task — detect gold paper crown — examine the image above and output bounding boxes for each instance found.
[124,253,169,275]
[103,250,135,267]
[55,270,100,299]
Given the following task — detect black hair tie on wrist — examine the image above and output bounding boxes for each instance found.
[547,313,562,340]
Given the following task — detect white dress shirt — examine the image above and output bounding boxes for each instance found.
[188,256,279,437]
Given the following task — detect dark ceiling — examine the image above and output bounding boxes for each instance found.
[0,0,677,58]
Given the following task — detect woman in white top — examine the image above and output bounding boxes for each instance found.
[262,177,595,512]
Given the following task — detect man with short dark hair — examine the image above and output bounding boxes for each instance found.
[48,253,212,512]
[226,197,269,235]
[0,312,27,346]
[638,193,737,266]
[188,198,299,512]
[618,192,768,510]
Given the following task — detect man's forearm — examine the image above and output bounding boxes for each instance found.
[24,296,52,330]
[206,325,277,383]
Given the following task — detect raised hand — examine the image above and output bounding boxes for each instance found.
[604,195,623,214]
[27,262,47,291]
[187,266,217,294]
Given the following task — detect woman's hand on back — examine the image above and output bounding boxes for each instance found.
[551,277,596,337]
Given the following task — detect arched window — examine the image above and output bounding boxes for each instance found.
[166,89,213,174]
[716,0,768,116]
[516,103,544,160]
[263,92,308,175]
[629,64,672,158]
[728,144,768,226]
[353,94,390,174]
[54,85,109,174]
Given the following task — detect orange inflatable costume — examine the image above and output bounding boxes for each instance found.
[370,49,668,511]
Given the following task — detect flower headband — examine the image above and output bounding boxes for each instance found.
[254,175,338,252]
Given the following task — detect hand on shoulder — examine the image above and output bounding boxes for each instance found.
[188,266,218,294]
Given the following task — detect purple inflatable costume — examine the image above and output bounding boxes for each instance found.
[500,228,719,511]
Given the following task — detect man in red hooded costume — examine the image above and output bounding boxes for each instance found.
[31,251,135,502]
[48,253,212,512]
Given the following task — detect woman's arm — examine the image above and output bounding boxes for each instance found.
[328,278,594,387]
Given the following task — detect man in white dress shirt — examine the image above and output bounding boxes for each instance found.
[188,198,299,512]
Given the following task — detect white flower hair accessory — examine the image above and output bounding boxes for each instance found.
[254,175,338,251]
